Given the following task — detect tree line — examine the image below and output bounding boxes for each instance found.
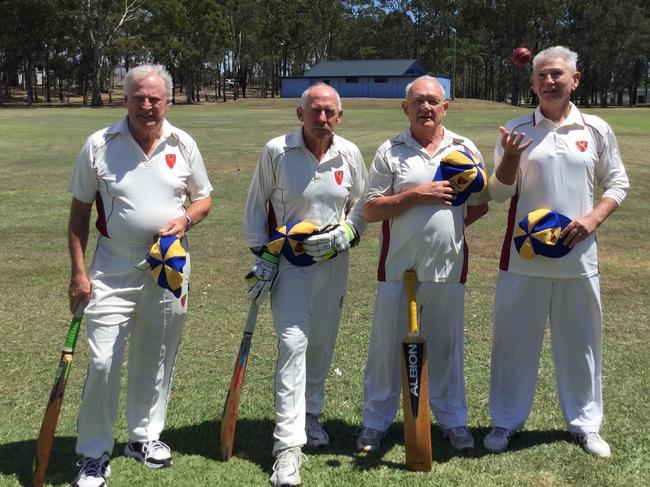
[1,0,648,106]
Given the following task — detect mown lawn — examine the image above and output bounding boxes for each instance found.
[0,98,648,486]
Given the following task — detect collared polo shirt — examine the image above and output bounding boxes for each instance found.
[243,128,367,248]
[69,117,212,245]
[490,103,629,277]
[366,128,489,282]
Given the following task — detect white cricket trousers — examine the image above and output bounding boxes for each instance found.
[488,271,603,433]
[270,253,349,454]
[362,280,468,432]
[76,236,190,458]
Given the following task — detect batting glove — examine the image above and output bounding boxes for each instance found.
[245,249,279,305]
[302,222,359,262]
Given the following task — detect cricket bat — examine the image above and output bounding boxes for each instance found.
[32,305,85,487]
[220,301,259,461]
[400,270,432,471]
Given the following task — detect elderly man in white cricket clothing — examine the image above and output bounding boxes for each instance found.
[67,64,212,487]
[243,83,367,487]
[356,75,489,455]
[484,46,629,457]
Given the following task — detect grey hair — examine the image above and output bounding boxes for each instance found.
[533,46,578,74]
[124,64,173,100]
[300,83,342,110]
[404,75,446,99]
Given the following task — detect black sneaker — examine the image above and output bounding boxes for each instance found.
[124,440,172,469]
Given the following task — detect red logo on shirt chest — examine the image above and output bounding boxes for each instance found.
[165,154,176,169]
[576,141,588,152]
[334,170,344,185]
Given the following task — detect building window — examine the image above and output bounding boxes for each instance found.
[345,77,359,83]
[374,77,388,83]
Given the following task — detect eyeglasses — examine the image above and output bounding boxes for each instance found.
[132,95,166,106]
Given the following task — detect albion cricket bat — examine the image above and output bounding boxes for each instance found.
[400,270,432,471]
[220,301,259,461]
[32,305,85,487]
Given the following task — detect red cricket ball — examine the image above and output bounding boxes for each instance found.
[512,47,532,66]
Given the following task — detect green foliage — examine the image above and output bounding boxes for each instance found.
[0,100,648,486]
[1,1,648,106]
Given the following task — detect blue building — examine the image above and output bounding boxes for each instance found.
[281,59,451,99]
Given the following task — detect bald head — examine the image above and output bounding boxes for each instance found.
[402,76,448,137]
[405,76,446,100]
[297,83,343,150]
[300,83,342,111]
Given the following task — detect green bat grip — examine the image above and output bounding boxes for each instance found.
[62,316,82,353]
[63,304,85,353]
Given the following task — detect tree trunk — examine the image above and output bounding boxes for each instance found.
[90,38,103,106]
[222,58,227,102]
[511,65,520,106]
[240,65,247,98]
[600,74,609,107]
[45,53,52,103]
[26,58,33,106]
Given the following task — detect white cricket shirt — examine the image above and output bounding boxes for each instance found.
[243,128,367,248]
[490,103,629,277]
[69,117,213,245]
[366,128,489,282]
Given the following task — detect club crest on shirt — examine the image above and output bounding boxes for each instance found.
[576,141,588,152]
[165,154,176,169]
[334,170,344,185]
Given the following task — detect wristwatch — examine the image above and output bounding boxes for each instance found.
[184,214,193,230]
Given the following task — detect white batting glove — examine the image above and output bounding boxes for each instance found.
[245,250,279,305]
[302,222,359,262]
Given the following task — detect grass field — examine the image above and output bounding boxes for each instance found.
[0,98,648,486]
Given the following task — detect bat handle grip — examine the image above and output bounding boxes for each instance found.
[243,302,259,334]
[405,270,418,334]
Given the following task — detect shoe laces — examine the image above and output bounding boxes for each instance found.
[273,447,306,470]
[77,456,107,477]
[448,426,470,438]
[492,427,512,438]
[142,439,170,458]
[578,432,602,443]
[306,415,325,436]
[357,427,384,442]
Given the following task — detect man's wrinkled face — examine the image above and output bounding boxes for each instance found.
[297,85,342,142]
[402,79,448,130]
[125,75,169,134]
[531,57,580,105]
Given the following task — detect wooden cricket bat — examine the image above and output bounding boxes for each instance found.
[400,270,432,471]
[33,306,84,487]
[220,301,259,461]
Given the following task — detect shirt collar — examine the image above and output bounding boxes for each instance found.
[533,103,584,128]
[400,127,455,156]
[285,127,342,156]
[109,116,174,139]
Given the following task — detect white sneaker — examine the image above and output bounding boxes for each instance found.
[124,440,172,468]
[270,447,306,487]
[73,453,111,487]
[572,432,611,458]
[443,426,475,451]
[356,427,385,453]
[483,427,515,453]
[305,414,330,448]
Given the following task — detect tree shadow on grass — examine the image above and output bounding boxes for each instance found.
[0,422,569,485]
